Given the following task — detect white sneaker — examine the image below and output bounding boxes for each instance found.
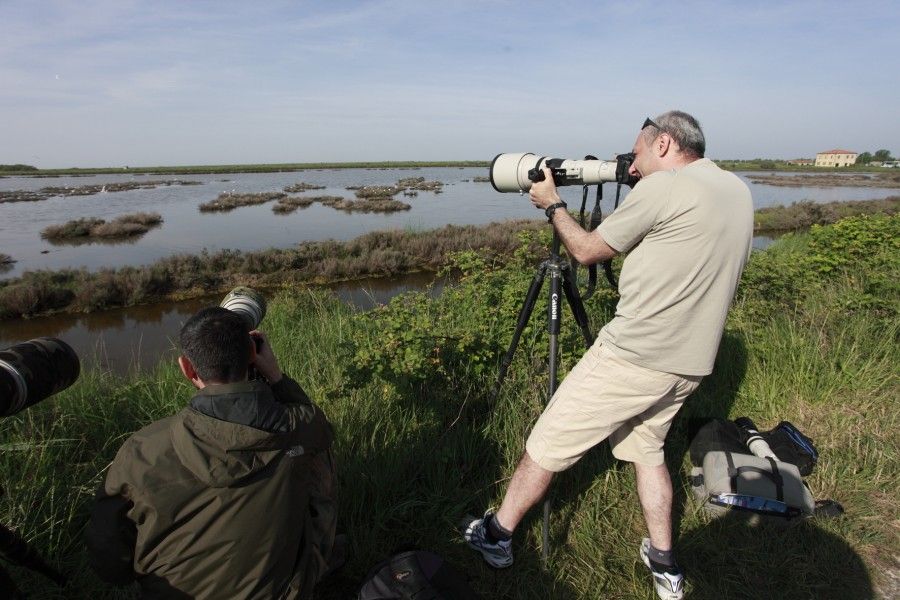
[640,538,684,600]
[462,512,513,569]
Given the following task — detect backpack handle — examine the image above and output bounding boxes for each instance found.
[725,453,784,501]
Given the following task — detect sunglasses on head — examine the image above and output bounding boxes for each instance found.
[642,117,660,130]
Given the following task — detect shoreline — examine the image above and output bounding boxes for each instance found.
[2,198,896,321]
[0,219,547,321]
[2,160,898,178]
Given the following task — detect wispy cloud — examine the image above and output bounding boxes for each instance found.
[1,0,897,166]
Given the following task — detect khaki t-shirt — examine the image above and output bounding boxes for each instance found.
[596,158,753,376]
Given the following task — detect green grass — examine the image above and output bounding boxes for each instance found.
[1,216,897,598]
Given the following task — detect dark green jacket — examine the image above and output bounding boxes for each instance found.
[86,376,333,599]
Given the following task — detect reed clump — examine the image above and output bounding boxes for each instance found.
[324,197,411,213]
[349,177,445,201]
[272,197,316,214]
[284,182,326,193]
[352,185,402,199]
[40,212,164,242]
[199,192,287,212]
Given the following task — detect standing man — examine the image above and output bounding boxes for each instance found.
[464,111,753,600]
[87,307,339,599]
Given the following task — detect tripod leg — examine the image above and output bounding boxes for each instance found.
[561,265,594,347]
[493,263,548,397]
[541,266,566,565]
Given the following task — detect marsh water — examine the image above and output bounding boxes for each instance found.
[1,167,895,374]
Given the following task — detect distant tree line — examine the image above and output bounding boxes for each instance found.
[0,164,38,172]
[856,149,895,164]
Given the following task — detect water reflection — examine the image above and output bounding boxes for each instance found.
[751,233,785,250]
[0,273,442,376]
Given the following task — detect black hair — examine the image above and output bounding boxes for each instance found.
[179,307,250,383]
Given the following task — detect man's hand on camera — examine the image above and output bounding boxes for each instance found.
[529,167,562,210]
[250,330,283,384]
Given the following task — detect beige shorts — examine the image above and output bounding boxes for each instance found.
[526,342,702,471]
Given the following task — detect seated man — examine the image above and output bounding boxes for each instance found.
[86,307,337,599]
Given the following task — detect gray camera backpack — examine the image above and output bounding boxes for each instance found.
[688,419,838,521]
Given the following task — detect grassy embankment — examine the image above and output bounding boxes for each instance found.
[715,159,896,173]
[0,161,489,177]
[2,198,898,321]
[0,214,896,598]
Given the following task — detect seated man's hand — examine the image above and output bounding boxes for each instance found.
[250,330,283,384]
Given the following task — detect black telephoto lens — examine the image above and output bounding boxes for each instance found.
[0,338,80,417]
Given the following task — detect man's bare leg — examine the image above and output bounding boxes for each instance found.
[493,452,555,532]
[634,462,673,550]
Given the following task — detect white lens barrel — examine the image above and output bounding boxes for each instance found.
[490,153,541,192]
[490,153,619,192]
[575,159,619,185]
[220,287,267,330]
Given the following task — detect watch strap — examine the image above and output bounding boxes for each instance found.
[545,201,567,221]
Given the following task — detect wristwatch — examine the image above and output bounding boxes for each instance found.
[545,201,567,222]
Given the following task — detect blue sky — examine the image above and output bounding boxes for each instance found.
[1,0,897,167]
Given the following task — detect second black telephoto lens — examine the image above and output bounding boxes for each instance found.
[0,338,81,417]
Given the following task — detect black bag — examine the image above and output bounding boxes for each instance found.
[358,550,481,600]
[761,421,818,477]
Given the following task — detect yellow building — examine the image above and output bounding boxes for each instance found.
[815,149,858,167]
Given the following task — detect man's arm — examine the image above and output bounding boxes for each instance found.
[529,167,619,265]
[84,483,137,585]
[250,329,333,451]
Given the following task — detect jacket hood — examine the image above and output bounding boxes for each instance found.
[171,381,293,487]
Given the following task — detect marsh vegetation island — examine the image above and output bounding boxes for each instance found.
[40,212,164,243]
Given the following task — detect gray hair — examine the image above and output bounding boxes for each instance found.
[643,110,705,158]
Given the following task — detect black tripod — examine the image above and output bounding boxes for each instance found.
[493,227,595,564]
